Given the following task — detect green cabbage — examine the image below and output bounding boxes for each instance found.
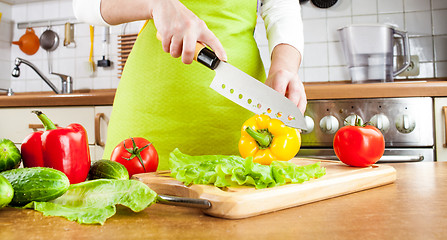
[24,179,157,225]
[169,148,326,189]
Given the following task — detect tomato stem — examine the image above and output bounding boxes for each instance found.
[245,127,273,149]
[122,137,151,172]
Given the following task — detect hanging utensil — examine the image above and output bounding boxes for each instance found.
[63,22,76,48]
[12,28,40,55]
[311,0,338,8]
[40,26,60,73]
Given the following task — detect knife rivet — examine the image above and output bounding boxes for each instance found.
[221,84,226,89]
[238,94,243,99]
[267,108,272,113]
[288,115,295,121]
[230,89,234,94]
[257,103,262,109]
[247,99,252,104]
[276,112,282,118]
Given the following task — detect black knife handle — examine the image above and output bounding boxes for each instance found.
[196,46,221,70]
[156,32,221,70]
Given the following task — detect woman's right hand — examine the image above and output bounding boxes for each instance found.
[151,0,227,64]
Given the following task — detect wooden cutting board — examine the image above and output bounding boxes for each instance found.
[132,158,396,219]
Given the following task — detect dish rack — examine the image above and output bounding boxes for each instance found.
[117,33,138,78]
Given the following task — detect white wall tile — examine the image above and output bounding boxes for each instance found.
[301,2,327,19]
[329,66,350,81]
[432,0,447,10]
[353,15,378,24]
[27,2,44,22]
[404,0,431,12]
[432,10,447,35]
[414,62,434,78]
[378,13,405,30]
[304,67,329,82]
[327,17,351,42]
[405,11,432,36]
[328,41,346,66]
[303,19,327,43]
[352,0,378,16]
[11,4,27,23]
[327,0,352,17]
[434,36,447,61]
[409,36,434,62]
[43,1,60,19]
[435,61,447,78]
[304,43,328,67]
[378,0,404,14]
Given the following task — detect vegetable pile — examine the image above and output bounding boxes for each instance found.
[170,148,326,189]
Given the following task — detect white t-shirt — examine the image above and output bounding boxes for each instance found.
[72,0,304,57]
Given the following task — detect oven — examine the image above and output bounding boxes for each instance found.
[297,97,434,162]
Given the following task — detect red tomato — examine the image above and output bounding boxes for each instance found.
[333,125,385,167]
[110,137,159,177]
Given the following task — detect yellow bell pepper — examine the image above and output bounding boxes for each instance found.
[238,114,301,165]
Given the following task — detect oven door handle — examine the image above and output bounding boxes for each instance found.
[302,155,424,162]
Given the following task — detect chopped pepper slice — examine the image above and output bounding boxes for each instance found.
[238,114,301,165]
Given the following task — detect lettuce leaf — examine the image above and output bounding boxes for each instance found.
[169,148,326,189]
[24,179,157,225]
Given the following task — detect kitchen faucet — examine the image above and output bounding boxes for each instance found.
[11,57,73,94]
[0,88,14,96]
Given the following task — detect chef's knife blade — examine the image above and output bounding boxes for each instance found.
[155,32,307,130]
[195,45,308,130]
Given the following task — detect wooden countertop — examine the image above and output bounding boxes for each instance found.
[1,162,446,239]
[1,80,446,107]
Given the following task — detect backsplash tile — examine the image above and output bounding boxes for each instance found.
[0,0,446,93]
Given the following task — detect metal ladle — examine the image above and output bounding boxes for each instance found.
[40,27,59,73]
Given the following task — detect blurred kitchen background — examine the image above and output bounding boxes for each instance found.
[0,0,446,93]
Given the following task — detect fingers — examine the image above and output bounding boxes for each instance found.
[266,70,307,114]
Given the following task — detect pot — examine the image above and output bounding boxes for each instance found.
[12,28,40,55]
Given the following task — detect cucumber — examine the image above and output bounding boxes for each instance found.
[1,167,70,206]
[0,139,21,172]
[88,160,129,180]
[0,174,14,208]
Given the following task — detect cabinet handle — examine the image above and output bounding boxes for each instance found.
[29,124,58,131]
[443,106,447,148]
[95,113,108,147]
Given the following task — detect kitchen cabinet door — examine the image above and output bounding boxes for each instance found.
[434,97,447,161]
[0,107,95,144]
[93,106,113,162]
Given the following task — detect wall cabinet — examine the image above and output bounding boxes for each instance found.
[434,97,447,161]
[0,106,113,163]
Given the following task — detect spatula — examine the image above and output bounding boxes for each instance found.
[156,33,308,130]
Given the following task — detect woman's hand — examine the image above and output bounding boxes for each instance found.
[152,0,226,64]
[100,0,227,64]
[265,44,306,114]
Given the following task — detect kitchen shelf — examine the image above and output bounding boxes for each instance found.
[17,18,82,29]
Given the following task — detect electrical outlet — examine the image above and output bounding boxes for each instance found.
[398,55,420,77]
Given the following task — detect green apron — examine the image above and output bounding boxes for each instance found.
[104,0,266,170]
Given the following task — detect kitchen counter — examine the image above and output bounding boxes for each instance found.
[1,80,446,107]
[1,162,446,239]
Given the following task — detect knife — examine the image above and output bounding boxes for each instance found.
[156,33,308,130]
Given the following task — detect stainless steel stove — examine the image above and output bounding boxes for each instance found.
[297,97,434,162]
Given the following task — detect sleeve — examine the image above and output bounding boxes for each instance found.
[73,0,110,26]
[260,0,304,57]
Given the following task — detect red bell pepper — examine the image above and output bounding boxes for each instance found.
[21,111,91,184]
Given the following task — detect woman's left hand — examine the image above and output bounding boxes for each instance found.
[265,44,306,114]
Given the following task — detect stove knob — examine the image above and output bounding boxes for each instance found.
[301,116,314,134]
[319,115,339,134]
[370,113,390,133]
[395,114,416,133]
[344,114,363,126]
